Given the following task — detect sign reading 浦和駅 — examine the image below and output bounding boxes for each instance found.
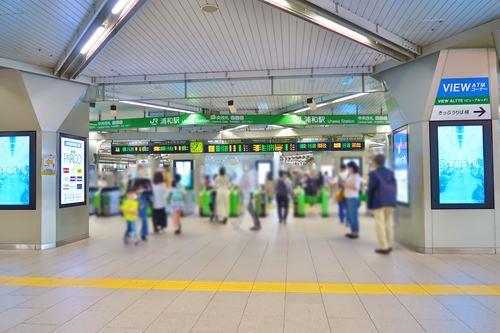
[431,77,491,121]
[90,114,389,131]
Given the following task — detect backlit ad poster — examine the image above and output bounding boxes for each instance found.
[0,132,36,209]
[393,127,409,205]
[60,134,87,207]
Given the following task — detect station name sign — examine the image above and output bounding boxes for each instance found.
[111,138,365,155]
[91,114,389,131]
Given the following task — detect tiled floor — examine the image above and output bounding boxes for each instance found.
[0,208,499,332]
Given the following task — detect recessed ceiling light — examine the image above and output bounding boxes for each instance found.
[201,3,219,13]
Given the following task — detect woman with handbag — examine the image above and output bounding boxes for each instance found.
[334,164,349,225]
[340,162,362,239]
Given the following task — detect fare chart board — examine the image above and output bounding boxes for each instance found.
[60,134,86,207]
[111,138,365,155]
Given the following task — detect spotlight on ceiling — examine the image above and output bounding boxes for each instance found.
[307,97,317,110]
[201,3,219,13]
[228,100,237,114]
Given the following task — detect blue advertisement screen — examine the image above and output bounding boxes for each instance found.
[437,125,485,204]
[0,136,31,206]
[393,128,409,204]
[174,160,193,190]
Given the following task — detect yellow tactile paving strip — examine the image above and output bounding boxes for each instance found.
[0,276,499,296]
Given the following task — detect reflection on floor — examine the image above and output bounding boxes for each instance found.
[0,210,499,332]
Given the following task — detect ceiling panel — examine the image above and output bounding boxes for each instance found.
[0,0,96,67]
[82,0,386,77]
[335,0,500,45]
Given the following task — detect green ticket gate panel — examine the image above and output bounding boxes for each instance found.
[198,188,213,217]
[294,187,305,217]
[229,189,241,217]
[321,186,329,217]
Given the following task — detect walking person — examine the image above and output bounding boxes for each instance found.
[341,162,362,239]
[367,154,397,255]
[152,171,168,233]
[131,172,152,242]
[239,164,261,231]
[214,167,231,224]
[121,188,140,246]
[168,174,186,235]
[275,170,293,224]
[334,164,349,225]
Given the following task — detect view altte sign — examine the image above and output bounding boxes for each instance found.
[89,114,389,131]
[431,77,491,121]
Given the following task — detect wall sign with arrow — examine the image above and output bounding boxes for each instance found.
[431,77,491,121]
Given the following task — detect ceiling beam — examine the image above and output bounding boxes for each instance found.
[54,0,108,75]
[56,0,149,79]
[0,57,90,84]
[258,0,420,62]
[90,66,372,85]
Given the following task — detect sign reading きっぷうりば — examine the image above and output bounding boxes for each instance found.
[431,77,491,121]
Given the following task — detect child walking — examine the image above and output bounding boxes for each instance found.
[121,188,140,245]
[168,175,186,235]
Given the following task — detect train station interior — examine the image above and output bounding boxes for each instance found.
[0,0,499,332]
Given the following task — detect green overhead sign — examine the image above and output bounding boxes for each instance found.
[89,114,389,131]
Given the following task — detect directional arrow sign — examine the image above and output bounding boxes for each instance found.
[431,77,491,121]
[473,107,486,117]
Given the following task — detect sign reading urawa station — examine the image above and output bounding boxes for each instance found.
[90,114,389,131]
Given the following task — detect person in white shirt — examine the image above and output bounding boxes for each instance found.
[152,171,168,233]
[214,167,231,224]
[239,164,260,231]
[340,161,362,239]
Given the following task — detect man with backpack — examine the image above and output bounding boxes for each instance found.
[367,154,397,255]
[275,170,293,224]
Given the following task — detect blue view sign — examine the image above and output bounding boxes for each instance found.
[432,77,491,120]
[436,77,489,98]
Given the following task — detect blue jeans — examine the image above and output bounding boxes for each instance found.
[338,200,346,223]
[345,198,359,233]
[139,210,148,238]
[124,221,138,241]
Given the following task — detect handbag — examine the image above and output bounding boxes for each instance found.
[335,188,345,202]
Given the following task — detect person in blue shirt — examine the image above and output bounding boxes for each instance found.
[367,154,397,255]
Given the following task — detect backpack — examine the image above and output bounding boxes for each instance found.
[275,179,288,196]
[374,170,397,204]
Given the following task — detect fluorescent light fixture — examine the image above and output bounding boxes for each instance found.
[80,26,106,54]
[261,0,371,47]
[221,125,248,133]
[317,92,368,107]
[289,92,368,114]
[112,0,139,16]
[120,100,195,114]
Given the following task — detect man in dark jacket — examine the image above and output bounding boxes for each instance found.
[367,154,397,254]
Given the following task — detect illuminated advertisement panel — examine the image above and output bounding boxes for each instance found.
[60,134,87,207]
[393,126,409,205]
[0,132,36,210]
[173,160,194,190]
[429,121,494,209]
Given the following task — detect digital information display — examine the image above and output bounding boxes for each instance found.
[60,134,87,207]
[393,127,409,205]
[173,160,194,190]
[0,132,36,210]
[429,121,494,209]
[112,139,365,155]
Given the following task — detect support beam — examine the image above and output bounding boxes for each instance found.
[57,0,149,79]
[0,57,90,84]
[90,66,372,85]
[258,0,420,62]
